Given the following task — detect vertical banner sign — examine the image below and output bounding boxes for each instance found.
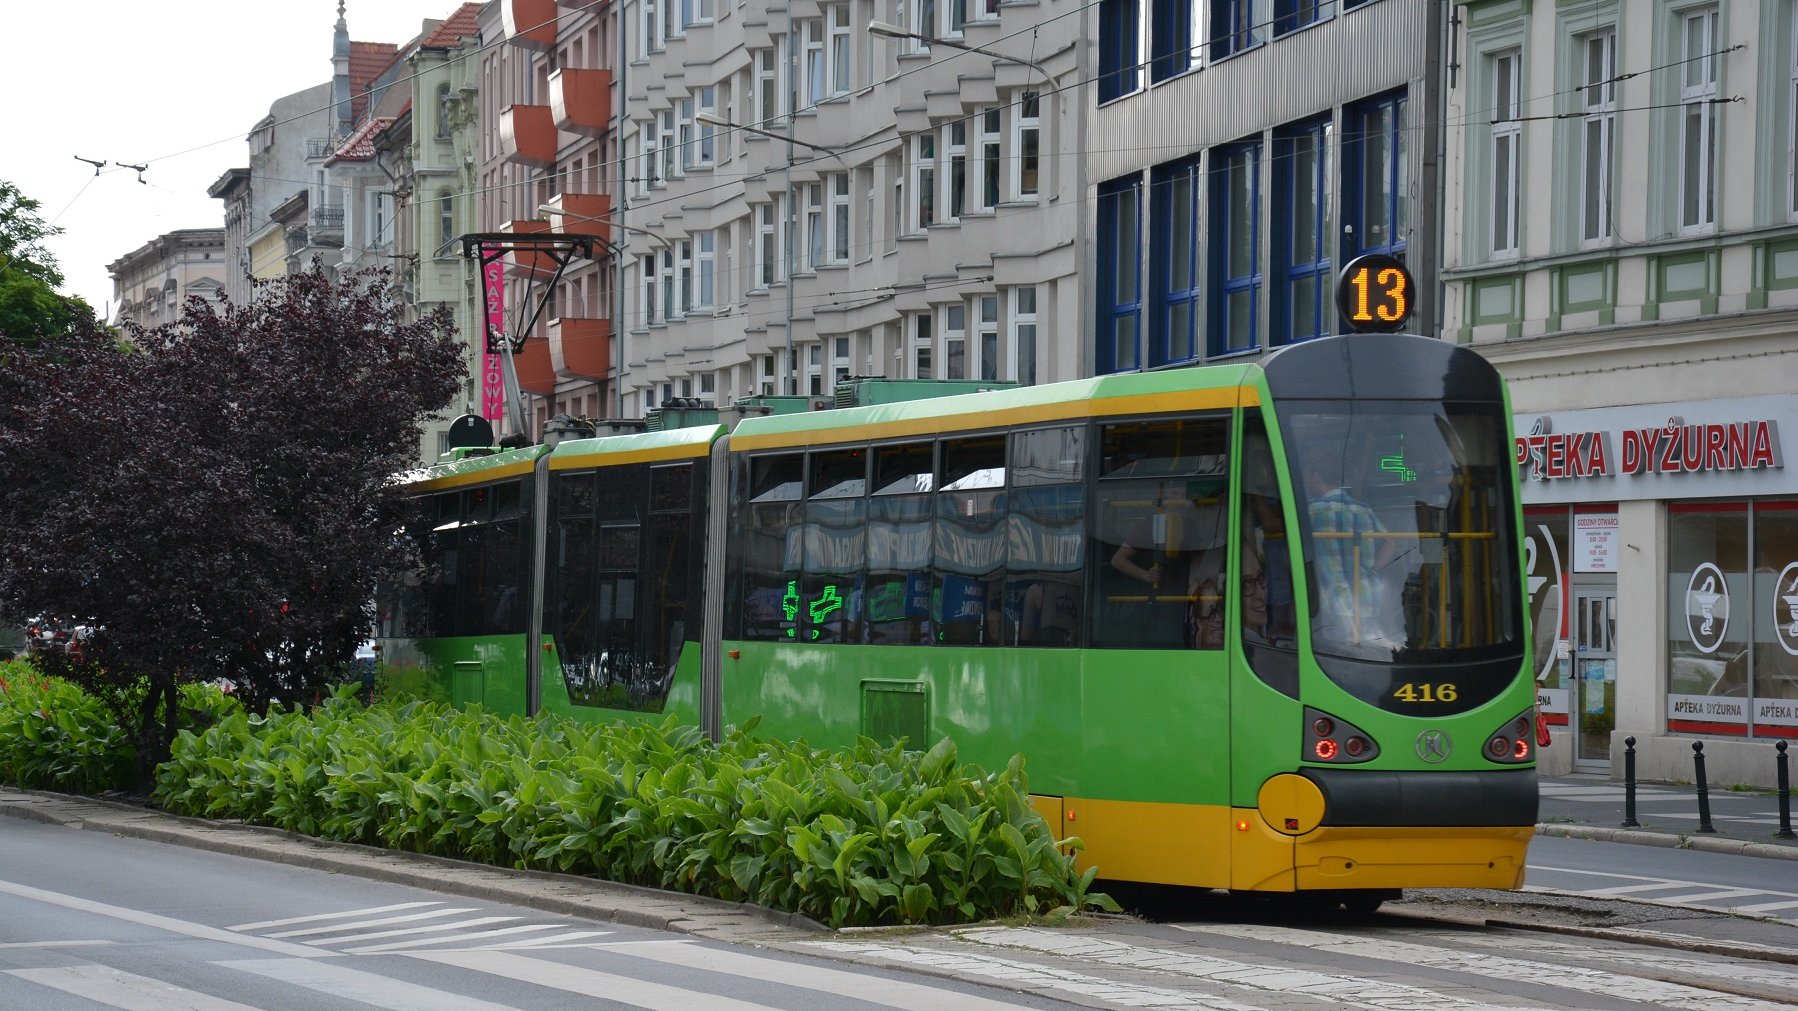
[480,244,507,423]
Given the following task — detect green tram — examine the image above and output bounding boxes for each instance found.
[379,332,1536,902]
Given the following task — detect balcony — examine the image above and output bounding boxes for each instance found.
[501,0,557,49]
[549,316,612,383]
[510,339,558,395]
[540,192,613,244]
[549,67,611,138]
[500,104,557,169]
[499,218,555,277]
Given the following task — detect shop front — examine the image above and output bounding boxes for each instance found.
[1516,395,1796,785]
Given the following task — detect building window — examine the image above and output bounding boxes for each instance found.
[641,119,661,190]
[1579,30,1616,243]
[1099,0,1141,101]
[641,0,663,56]
[1152,0,1205,82]
[439,190,455,254]
[1211,0,1270,60]
[912,312,934,378]
[1149,156,1201,366]
[661,109,678,182]
[755,47,786,127]
[695,232,716,309]
[1678,6,1720,233]
[1008,286,1038,384]
[911,133,937,232]
[1096,175,1143,373]
[944,121,967,222]
[976,107,1002,212]
[660,248,676,320]
[1489,49,1521,258]
[942,303,967,379]
[697,87,717,166]
[1274,0,1332,36]
[642,254,658,326]
[805,183,825,270]
[756,203,777,288]
[1209,141,1260,356]
[1342,89,1407,260]
[1667,502,1748,737]
[829,171,851,264]
[803,17,827,107]
[1013,91,1041,200]
[828,4,852,97]
[1273,116,1331,345]
[973,295,1000,381]
[678,98,696,171]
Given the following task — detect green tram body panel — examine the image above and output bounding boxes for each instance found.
[380,335,1538,894]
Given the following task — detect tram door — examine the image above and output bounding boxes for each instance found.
[1571,589,1616,771]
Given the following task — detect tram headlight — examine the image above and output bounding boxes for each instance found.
[1482,708,1536,765]
[1302,707,1380,765]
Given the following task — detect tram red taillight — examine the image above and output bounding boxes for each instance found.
[1302,707,1379,764]
[1482,708,1537,765]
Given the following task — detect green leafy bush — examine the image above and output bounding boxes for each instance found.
[155,694,1117,927]
[0,663,132,792]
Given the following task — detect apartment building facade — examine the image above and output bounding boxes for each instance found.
[593,0,1081,416]
[1445,0,1798,784]
[106,229,227,330]
[1088,0,1444,374]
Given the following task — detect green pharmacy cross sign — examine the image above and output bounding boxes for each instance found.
[784,580,846,640]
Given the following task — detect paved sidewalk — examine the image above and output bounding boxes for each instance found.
[1535,772,1798,858]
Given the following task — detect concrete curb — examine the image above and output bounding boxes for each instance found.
[1535,822,1798,860]
[0,787,825,941]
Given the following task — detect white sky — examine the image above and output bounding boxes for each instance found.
[9,2,461,318]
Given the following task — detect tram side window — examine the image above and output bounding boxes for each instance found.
[425,491,460,636]
[636,463,696,708]
[387,496,436,638]
[594,466,646,702]
[936,435,1007,645]
[804,448,867,643]
[866,441,936,644]
[480,481,525,636]
[1239,414,1298,652]
[552,471,600,700]
[1093,416,1231,649]
[742,454,805,641]
[1004,425,1085,647]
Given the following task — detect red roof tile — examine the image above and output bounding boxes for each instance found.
[348,41,400,122]
[420,3,483,49]
[327,116,395,163]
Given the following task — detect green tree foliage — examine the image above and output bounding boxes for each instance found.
[0,180,96,343]
[0,263,464,785]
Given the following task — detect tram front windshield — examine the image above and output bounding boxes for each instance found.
[1284,399,1521,668]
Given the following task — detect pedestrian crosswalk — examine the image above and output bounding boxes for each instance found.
[8,895,1798,1010]
[1538,780,1791,831]
[1523,864,1798,921]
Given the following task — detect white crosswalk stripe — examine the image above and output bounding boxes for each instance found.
[303,915,524,946]
[7,964,262,1011]
[407,948,794,1010]
[347,923,562,954]
[1176,922,1793,1010]
[948,927,1535,1011]
[805,939,1274,1009]
[1525,864,1798,921]
[1407,928,1798,997]
[220,957,524,1011]
[227,901,614,953]
[605,938,1050,1009]
[264,906,482,937]
[229,901,445,932]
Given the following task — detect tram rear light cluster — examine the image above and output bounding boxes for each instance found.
[1482,709,1536,765]
[1303,707,1379,765]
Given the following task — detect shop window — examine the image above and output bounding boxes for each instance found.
[1523,506,1572,729]
[1753,501,1798,738]
[1667,502,1749,736]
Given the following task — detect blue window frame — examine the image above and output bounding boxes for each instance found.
[1272,116,1332,345]
[1149,156,1202,366]
[1098,0,1141,102]
[1208,140,1261,356]
[1342,89,1407,262]
[1342,0,1378,9]
[1151,0,1198,82]
[1097,175,1144,372]
[1210,0,1268,60]
[1273,0,1332,36]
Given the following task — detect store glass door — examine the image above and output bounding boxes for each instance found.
[1573,589,1617,770]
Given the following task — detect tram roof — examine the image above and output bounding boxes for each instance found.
[547,424,726,470]
[730,364,1264,451]
[396,444,546,492]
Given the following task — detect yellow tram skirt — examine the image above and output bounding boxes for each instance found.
[1228,814,1534,892]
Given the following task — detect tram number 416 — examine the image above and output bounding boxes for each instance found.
[1335,253,1413,333]
[1393,682,1459,703]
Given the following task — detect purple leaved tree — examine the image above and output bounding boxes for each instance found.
[0,261,465,786]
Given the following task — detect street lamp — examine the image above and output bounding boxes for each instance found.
[865,20,1051,80]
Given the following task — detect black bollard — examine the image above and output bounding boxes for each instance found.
[1693,741,1716,834]
[1622,736,1639,828]
[1778,741,1795,840]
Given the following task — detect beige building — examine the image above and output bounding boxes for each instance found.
[1445,0,1798,785]
[106,229,227,330]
